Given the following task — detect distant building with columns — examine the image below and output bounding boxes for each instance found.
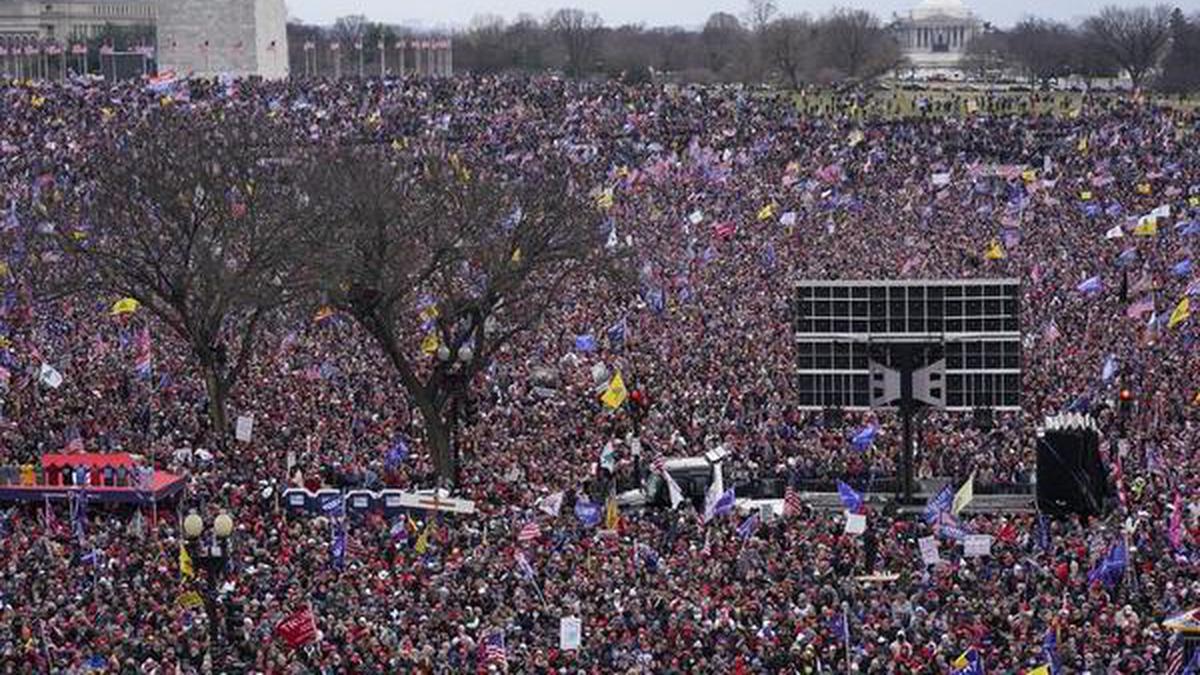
[894,0,981,72]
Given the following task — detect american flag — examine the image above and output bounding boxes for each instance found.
[483,632,507,665]
[517,521,541,544]
[1165,634,1184,675]
[783,484,803,518]
[71,44,87,55]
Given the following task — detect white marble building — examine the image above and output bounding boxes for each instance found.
[156,0,287,79]
[895,0,981,71]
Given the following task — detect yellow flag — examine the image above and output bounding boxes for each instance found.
[178,590,205,609]
[1136,182,1152,195]
[1021,169,1037,183]
[110,297,140,316]
[1133,217,1158,236]
[414,521,434,554]
[984,240,1005,261]
[30,95,44,109]
[1190,196,1200,208]
[1168,297,1190,329]
[1077,136,1088,153]
[0,261,9,278]
[0,336,10,349]
[596,190,614,211]
[605,494,619,530]
[510,248,523,264]
[179,545,194,578]
[420,332,441,355]
[1079,191,1092,201]
[1026,666,1051,675]
[756,203,776,222]
[600,372,628,410]
[951,472,974,515]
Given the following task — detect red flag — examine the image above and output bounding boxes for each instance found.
[275,608,318,649]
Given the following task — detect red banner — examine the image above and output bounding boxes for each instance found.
[275,608,317,649]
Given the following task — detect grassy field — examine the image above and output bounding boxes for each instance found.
[792,86,1200,119]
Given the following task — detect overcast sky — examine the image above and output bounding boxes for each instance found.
[283,0,1124,31]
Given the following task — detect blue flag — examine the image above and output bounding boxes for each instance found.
[836,480,863,513]
[384,435,410,471]
[1043,628,1061,674]
[1036,513,1051,553]
[1087,540,1127,588]
[1101,354,1118,383]
[737,512,761,540]
[850,423,879,451]
[574,334,597,352]
[330,521,346,569]
[1174,259,1193,277]
[645,287,665,314]
[606,319,626,348]
[923,484,953,524]
[1077,276,1103,294]
[951,648,985,675]
[1115,248,1138,267]
[574,500,601,528]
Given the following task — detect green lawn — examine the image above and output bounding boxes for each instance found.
[792,87,1199,119]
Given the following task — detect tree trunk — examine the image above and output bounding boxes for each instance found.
[202,365,228,441]
[417,400,457,487]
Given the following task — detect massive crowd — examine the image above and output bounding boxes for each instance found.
[0,74,1197,673]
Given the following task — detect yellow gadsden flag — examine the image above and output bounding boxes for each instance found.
[110,297,140,316]
[1168,297,1191,329]
[600,372,628,410]
[984,240,1006,261]
[179,544,194,578]
[756,203,777,222]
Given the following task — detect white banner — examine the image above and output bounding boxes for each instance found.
[845,511,866,536]
[918,536,941,566]
[235,415,254,443]
[38,363,63,389]
[560,616,581,651]
[963,534,993,558]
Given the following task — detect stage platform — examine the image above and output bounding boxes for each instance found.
[0,453,187,504]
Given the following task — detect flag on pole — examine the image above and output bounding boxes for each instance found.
[537,491,564,517]
[110,297,140,316]
[483,631,508,666]
[951,648,985,675]
[1169,297,1191,329]
[1087,540,1127,587]
[600,372,628,409]
[604,494,620,530]
[951,472,975,515]
[179,544,194,578]
[1043,628,1061,675]
[836,480,863,514]
[850,424,879,451]
[923,484,954,524]
[737,512,761,540]
[703,483,735,523]
[517,521,541,544]
[783,484,803,518]
[984,240,1006,260]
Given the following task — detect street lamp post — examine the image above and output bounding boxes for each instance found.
[184,512,235,670]
[436,344,475,486]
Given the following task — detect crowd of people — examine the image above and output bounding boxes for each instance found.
[0,73,1197,673]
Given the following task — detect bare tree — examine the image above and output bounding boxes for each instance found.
[299,147,609,485]
[50,111,306,437]
[744,0,778,34]
[1006,19,1077,86]
[548,8,605,76]
[1157,8,1200,92]
[763,15,814,88]
[961,30,1010,81]
[815,8,900,80]
[701,12,748,78]
[1083,5,1173,90]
